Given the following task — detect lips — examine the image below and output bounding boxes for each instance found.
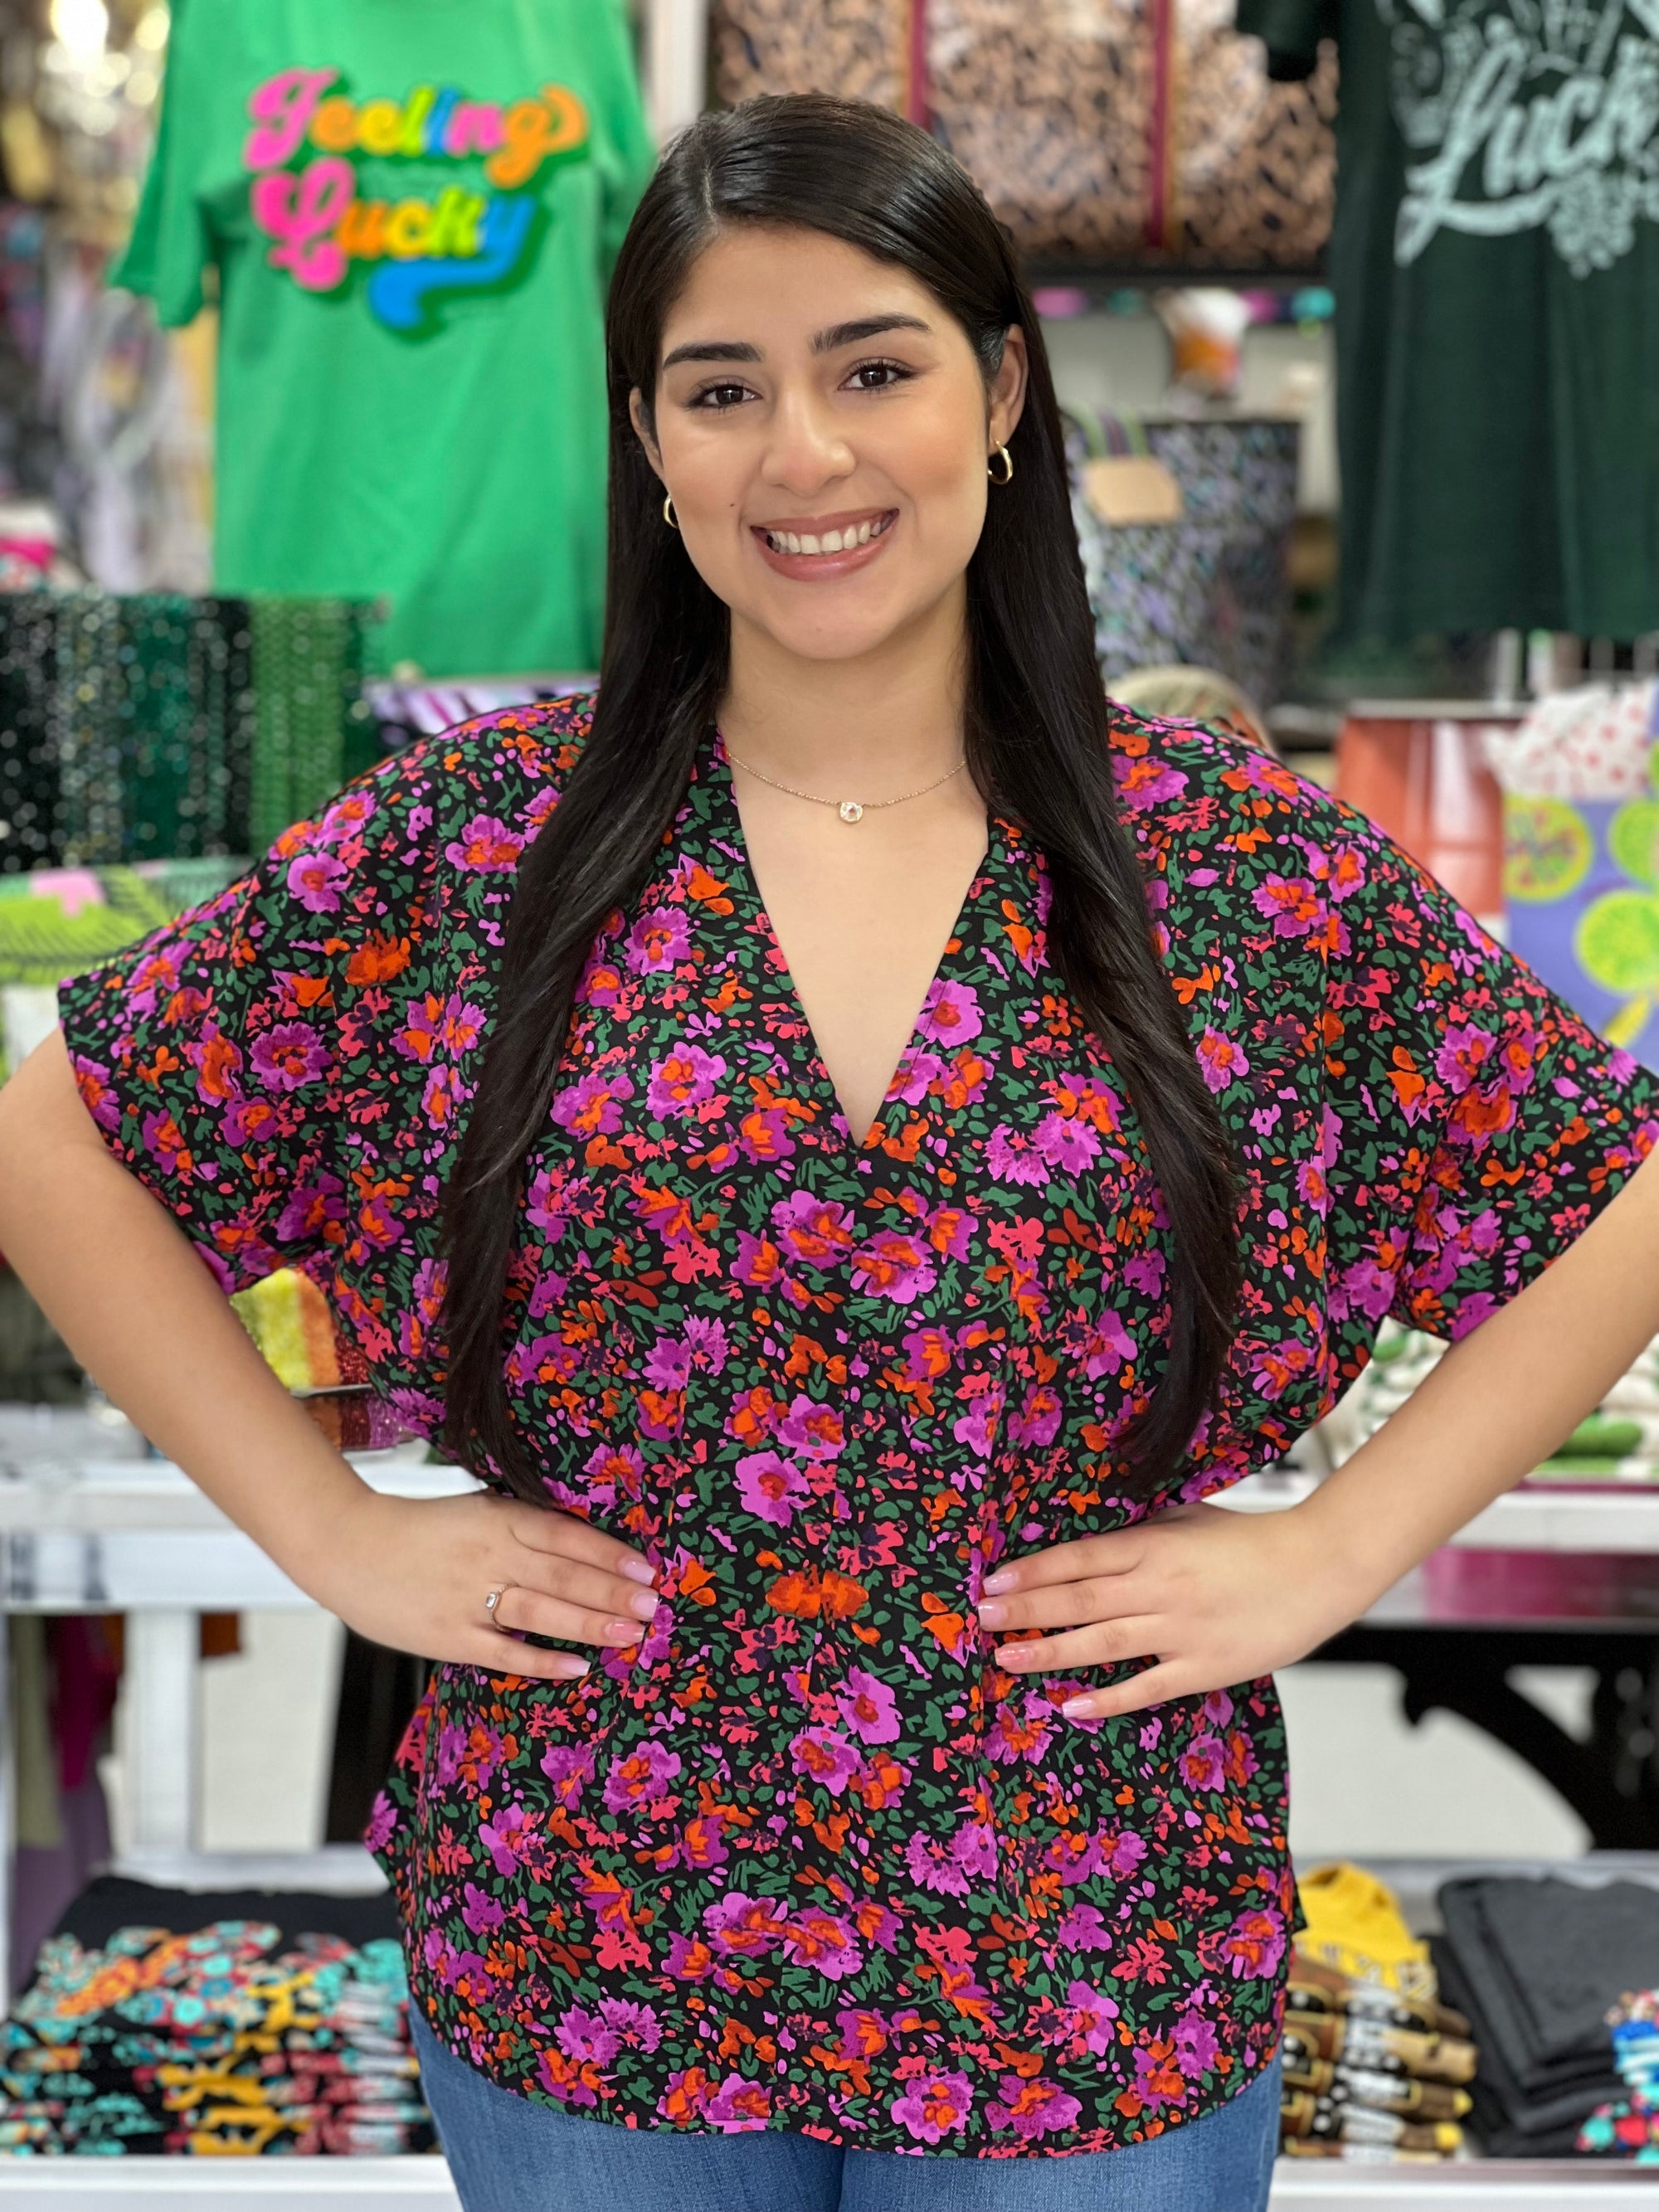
[757,512,896,558]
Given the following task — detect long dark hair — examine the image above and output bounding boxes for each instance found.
[439,94,1240,1502]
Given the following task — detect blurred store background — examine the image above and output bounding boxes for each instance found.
[2,0,1659,2194]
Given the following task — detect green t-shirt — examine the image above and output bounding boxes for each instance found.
[1238,0,1659,641]
[117,0,655,678]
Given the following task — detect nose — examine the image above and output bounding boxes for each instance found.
[760,383,855,498]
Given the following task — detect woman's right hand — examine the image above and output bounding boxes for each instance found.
[312,1486,661,1680]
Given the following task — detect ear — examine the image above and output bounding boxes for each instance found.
[988,326,1029,450]
[629,387,666,485]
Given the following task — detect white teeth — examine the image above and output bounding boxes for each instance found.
[764,517,890,556]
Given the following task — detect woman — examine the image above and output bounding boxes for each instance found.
[3,95,1659,2212]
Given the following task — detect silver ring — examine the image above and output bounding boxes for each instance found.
[484,1587,506,1626]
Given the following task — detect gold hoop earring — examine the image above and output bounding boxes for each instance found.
[987,444,1014,486]
[663,493,679,530]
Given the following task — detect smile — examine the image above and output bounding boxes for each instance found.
[758,511,895,557]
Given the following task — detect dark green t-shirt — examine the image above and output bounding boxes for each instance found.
[1238,0,1659,640]
[116,0,656,678]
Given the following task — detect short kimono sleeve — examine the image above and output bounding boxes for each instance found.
[55,740,446,1297]
[1318,809,1658,1365]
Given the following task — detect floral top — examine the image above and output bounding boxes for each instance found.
[58,698,1655,2158]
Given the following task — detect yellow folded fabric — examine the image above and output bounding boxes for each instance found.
[230,1269,341,1393]
[1295,1862,1437,2001]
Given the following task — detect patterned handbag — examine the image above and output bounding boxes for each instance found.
[1065,409,1301,709]
[710,0,1335,270]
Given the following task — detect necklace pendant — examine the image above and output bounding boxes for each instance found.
[838,800,864,824]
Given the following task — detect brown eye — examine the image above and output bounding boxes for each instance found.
[847,360,912,392]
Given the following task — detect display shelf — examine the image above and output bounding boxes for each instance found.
[1224,1468,1659,1557]
[108,1844,387,1894]
[0,2165,461,2205]
[1262,1860,1659,2205]
[0,1441,468,2200]
[0,1451,479,1609]
[16,1451,1659,1556]
[0,1445,474,1534]
[0,2158,1653,2211]
[0,1446,474,2006]
[1272,2174,1659,2205]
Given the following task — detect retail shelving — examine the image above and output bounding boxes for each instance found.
[1223,1467,1659,1557]
[0,1433,473,2203]
[0,2166,461,2206]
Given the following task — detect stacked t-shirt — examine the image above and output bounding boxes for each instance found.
[0,1878,431,2156]
[1432,1876,1659,2155]
[1280,1956,1474,2161]
[118,0,656,678]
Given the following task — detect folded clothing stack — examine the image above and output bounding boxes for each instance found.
[1282,1864,1475,2164]
[1578,1989,1659,2160]
[1431,1874,1659,2156]
[0,1879,433,2156]
[1280,1957,1475,2163]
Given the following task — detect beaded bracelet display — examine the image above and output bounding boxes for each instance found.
[0,593,379,873]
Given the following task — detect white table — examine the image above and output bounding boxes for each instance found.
[1224,1466,1659,1558]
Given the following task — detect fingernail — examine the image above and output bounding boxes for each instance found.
[1060,1696,1093,1719]
[983,1569,1016,1595]
[999,1644,1039,1667]
[620,1558,657,1586]
[555,1657,590,1678]
[977,1599,1008,1627]
[606,1618,644,1641]
[628,1587,661,1621]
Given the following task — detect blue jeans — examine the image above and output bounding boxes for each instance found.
[410,2005,1281,2212]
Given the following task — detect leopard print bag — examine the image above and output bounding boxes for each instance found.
[710,0,1335,270]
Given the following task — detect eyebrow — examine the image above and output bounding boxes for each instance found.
[660,313,932,373]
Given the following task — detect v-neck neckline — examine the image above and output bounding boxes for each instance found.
[703,727,1000,1161]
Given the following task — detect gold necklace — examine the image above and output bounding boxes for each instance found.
[722,738,968,824]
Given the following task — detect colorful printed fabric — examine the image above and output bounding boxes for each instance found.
[55,698,1656,2156]
[1066,411,1301,712]
[1484,683,1659,803]
[1579,1989,1659,2161]
[0,859,249,991]
[0,1922,432,2156]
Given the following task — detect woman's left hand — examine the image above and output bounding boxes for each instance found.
[974,1499,1368,1720]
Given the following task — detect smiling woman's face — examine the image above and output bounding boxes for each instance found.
[632,225,1026,667]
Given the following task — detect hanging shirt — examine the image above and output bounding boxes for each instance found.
[1237,0,1659,641]
[56,698,1655,2153]
[114,1,655,679]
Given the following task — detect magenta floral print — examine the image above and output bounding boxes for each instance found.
[58,699,1654,2156]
